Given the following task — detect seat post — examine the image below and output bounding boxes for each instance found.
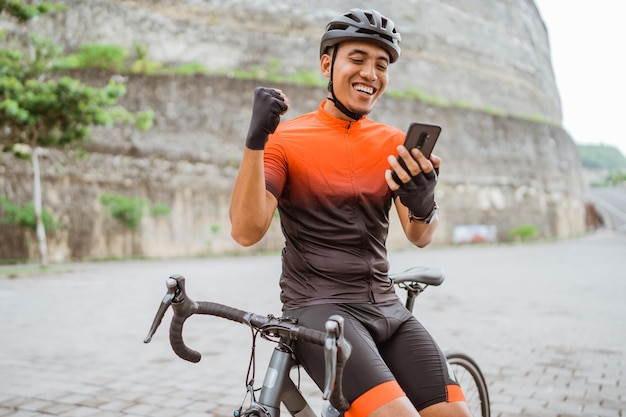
[403,283,425,313]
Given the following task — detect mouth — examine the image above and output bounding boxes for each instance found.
[353,83,376,96]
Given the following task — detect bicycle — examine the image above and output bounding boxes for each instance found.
[144,266,490,417]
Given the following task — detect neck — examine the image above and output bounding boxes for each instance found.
[325,96,363,122]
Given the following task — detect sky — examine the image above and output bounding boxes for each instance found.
[534,0,626,156]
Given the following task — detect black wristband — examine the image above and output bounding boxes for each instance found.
[408,203,439,224]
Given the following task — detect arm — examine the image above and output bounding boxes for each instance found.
[229,87,288,247]
[229,148,278,246]
[386,146,441,248]
[393,197,438,247]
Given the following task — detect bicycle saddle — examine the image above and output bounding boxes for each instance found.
[389,266,445,286]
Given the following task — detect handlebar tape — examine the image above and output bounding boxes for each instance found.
[294,326,326,345]
[197,301,249,322]
[169,301,328,363]
[169,301,248,363]
[170,314,201,363]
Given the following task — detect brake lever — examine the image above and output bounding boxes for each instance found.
[322,320,338,399]
[322,315,351,401]
[143,275,182,343]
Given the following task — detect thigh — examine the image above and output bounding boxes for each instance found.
[285,304,396,403]
[378,311,461,411]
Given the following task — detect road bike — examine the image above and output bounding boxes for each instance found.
[145,266,490,417]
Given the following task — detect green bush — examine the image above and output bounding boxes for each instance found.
[58,44,129,72]
[0,196,61,231]
[149,203,170,217]
[508,224,538,241]
[100,194,146,229]
[606,171,626,186]
[100,194,170,229]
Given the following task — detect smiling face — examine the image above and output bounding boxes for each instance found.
[321,40,390,121]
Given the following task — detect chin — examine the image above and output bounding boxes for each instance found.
[355,97,381,115]
[354,105,373,116]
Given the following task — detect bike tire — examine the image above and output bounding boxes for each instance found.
[445,350,490,417]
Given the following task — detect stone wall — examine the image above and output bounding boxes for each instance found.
[0,73,586,261]
[1,0,587,261]
[17,0,561,123]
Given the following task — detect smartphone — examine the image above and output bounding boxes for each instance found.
[403,122,441,159]
[393,122,441,183]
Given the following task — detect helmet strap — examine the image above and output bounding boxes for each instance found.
[327,47,363,121]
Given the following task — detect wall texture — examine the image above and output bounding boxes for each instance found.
[29,0,561,123]
[1,74,585,261]
[0,0,586,261]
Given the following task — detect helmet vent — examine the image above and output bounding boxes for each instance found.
[357,28,394,44]
[346,12,361,23]
[328,22,350,31]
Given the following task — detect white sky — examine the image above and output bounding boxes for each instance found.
[534,0,626,156]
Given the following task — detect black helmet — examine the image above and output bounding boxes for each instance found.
[320,8,401,63]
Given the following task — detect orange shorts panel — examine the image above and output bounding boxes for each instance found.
[345,380,405,417]
[447,384,466,403]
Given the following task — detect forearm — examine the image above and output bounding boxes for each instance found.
[406,216,438,247]
[229,148,275,246]
[395,200,438,248]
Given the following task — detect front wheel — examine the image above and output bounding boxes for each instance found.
[445,351,490,417]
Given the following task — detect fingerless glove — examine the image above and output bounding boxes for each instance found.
[245,87,289,150]
[392,168,438,218]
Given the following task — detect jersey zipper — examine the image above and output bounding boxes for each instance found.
[344,121,376,302]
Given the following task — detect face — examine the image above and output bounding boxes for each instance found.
[321,41,390,120]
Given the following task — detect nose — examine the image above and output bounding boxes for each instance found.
[360,62,377,81]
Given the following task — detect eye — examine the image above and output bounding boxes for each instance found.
[350,58,364,65]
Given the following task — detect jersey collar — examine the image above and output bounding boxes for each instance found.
[317,100,366,130]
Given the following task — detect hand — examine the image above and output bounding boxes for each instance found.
[245,87,289,150]
[386,147,440,218]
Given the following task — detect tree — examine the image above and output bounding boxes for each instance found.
[1,1,153,266]
[577,144,626,170]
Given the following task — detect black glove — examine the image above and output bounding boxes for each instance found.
[245,87,288,150]
[392,167,438,218]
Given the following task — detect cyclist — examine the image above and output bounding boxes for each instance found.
[229,8,471,417]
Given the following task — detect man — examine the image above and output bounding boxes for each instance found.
[229,8,471,417]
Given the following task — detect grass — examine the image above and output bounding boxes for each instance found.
[0,264,75,279]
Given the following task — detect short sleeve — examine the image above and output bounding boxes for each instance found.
[264,134,288,200]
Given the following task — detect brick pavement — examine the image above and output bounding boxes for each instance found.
[1,230,625,416]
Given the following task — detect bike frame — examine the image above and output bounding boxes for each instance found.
[252,346,317,417]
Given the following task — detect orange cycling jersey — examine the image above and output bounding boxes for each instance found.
[264,101,405,310]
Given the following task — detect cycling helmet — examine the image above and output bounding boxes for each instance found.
[320,8,401,63]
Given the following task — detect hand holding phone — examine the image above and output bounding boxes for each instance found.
[392,122,441,184]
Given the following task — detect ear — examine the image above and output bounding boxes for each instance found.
[320,54,331,78]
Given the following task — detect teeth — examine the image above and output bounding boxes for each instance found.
[354,84,374,95]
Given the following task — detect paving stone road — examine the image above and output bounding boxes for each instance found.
[1,230,625,417]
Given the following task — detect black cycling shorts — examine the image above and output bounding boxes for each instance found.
[285,300,465,416]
